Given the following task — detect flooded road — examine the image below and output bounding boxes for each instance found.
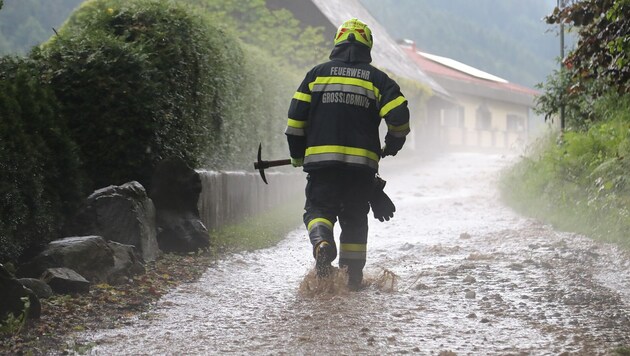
[77,152,630,355]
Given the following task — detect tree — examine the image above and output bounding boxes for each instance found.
[547,0,629,94]
[536,0,629,128]
[184,0,328,68]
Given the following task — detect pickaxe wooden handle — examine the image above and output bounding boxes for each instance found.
[254,143,291,184]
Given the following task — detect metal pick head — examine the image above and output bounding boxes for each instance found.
[256,143,268,184]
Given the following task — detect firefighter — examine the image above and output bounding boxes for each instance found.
[285,18,409,290]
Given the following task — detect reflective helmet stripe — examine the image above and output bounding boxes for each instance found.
[334,18,373,48]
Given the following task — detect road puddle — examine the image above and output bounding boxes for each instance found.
[73,152,630,355]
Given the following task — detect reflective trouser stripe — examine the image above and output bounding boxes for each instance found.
[340,243,367,260]
[307,217,333,232]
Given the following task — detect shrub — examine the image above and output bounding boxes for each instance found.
[36,0,301,191]
[0,57,83,263]
[36,0,241,190]
[501,93,630,246]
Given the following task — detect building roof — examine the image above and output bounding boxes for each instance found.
[266,0,450,99]
[400,41,539,106]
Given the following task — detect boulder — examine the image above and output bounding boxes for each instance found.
[1,264,41,320]
[65,181,160,262]
[42,267,90,294]
[154,211,210,253]
[17,278,53,299]
[17,236,115,282]
[150,157,209,252]
[107,241,145,284]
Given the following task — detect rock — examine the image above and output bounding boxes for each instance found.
[107,241,145,284]
[42,267,90,294]
[65,181,160,262]
[463,275,476,284]
[465,290,476,299]
[150,157,209,253]
[150,157,202,212]
[17,278,53,299]
[1,264,41,320]
[17,236,115,283]
[154,211,209,253]
[459,232,472,239]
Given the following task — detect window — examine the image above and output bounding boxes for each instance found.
[476,104,491,130]
[506,114,525,132]
[441,105,465,128]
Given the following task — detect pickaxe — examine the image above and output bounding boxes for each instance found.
[254,143,291,184]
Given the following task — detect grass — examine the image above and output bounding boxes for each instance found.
[0,199,305,354]
[209,198,304,254]
[499,96,630,248]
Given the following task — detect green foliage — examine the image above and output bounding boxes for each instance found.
[547,0,630,94]
[539,0,630,127]
[500,93,630,247]
[0,297,30,336]
[183,0,328,68]
[35,1,213,189]
[210,198,302,253]
[34,0,302,191]
[0,56,84,263]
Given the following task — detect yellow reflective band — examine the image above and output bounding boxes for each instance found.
[340,243,367,252]
[387,122,410,132]
[305,145,380,162]
[380,96,407,118]
[309,76,381,101]
[307,217,333,231]
[293,91,311,103]
[287,118,306,129]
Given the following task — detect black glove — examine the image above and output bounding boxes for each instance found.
[369,175,396,222]
[381,145,398,158]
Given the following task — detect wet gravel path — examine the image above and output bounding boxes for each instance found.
[75,152,630,355]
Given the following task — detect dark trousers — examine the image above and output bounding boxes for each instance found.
[303,168,373,276]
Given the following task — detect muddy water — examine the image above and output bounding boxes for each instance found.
[78,152,630,355]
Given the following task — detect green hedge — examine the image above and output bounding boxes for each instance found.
[36,0,298,191]
[36,0,239,190]
[0,57,84,263]
[500,93,630,247]
[0,0,304,263]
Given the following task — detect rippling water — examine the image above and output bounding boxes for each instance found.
[77,152,630,355]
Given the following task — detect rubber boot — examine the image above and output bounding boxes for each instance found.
[347,266,364,291]
[314,241,336,278]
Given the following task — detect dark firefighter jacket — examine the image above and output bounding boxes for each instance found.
[285,42,410,173]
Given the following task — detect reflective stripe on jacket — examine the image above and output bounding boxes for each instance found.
[285,51,409,173]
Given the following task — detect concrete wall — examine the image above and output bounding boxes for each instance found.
[196,170,303,231]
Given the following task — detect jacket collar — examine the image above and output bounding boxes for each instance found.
[329,43,372,64]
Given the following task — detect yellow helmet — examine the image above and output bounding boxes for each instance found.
[334,18,373,48]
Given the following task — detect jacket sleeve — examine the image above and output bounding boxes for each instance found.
[285,72,312,159]
[378,76,410,154]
